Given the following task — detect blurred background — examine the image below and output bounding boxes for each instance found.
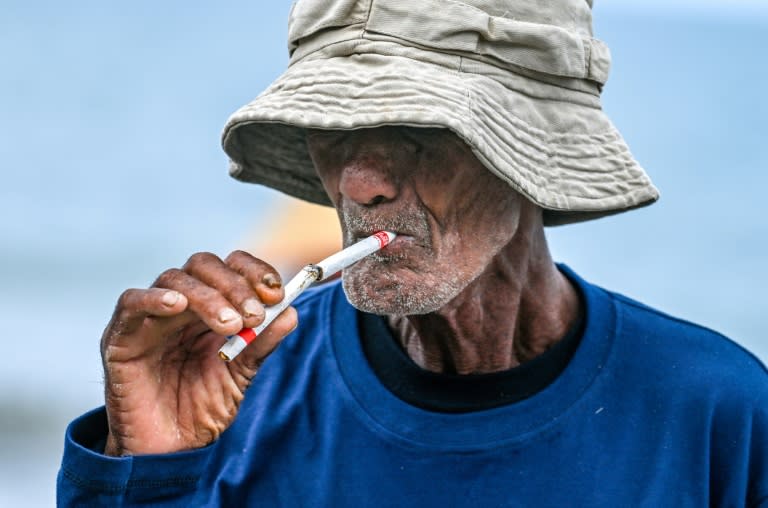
[1,1,766,505]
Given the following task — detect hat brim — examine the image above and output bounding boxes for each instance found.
[222,52,658,226]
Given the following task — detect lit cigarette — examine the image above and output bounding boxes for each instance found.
[218,231,396,362]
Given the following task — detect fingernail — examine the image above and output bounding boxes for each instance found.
[218,308,240,323]
[242,298,264,319]
[262,273,282,289]
[161,291,180,307]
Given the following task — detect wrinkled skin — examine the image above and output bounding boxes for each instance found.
[101,252,296,456]
[307,127,581,374]
[100,126,579,456]
[308,127,525,316]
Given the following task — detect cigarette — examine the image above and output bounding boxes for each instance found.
[218,231,396,362]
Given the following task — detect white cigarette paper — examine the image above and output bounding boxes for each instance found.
[218,231,396,362]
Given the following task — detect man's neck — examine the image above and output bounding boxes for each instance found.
[387,228,581,375]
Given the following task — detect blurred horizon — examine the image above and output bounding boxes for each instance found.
[1,2,766,506]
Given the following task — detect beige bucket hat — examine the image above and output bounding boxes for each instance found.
[222,0,659,226]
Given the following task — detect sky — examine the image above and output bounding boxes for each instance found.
[602,0,768,15]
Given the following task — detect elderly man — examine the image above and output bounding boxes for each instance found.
[58,0,768,506]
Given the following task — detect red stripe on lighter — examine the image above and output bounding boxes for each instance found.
[218,231,396,362]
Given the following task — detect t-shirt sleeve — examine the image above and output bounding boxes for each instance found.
[57,407,212,507]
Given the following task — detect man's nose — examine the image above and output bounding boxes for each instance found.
[338,132,399,207]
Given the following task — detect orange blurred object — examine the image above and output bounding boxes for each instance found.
[242,196,343,279]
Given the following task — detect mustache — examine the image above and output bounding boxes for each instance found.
[339,206,431,244]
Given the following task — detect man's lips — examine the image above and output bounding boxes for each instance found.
[379,233,417,254]
[354,231,417,253]
[383,233,412,249]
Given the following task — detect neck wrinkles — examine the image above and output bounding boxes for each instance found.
[388,226,581,375]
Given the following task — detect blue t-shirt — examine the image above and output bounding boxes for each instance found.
[58,267,768,507]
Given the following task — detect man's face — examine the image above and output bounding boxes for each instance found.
[307,126,526,315]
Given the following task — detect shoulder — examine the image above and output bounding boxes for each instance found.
[606,289,768,402]
[609,289,766,371]
[602,292,768,504]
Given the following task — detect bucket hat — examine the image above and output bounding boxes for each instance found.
[222,0,659,225]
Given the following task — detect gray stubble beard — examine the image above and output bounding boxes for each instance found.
[338,204,465,316]
[341,261,464,316]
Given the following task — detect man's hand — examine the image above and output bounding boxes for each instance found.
[100,250,297,456]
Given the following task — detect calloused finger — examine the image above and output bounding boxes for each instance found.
[154,268,244,336]
[183,252,266,329]
[107,288,189,336]
[225,250,285,306]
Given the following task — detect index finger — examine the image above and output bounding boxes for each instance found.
[107,288,189,336]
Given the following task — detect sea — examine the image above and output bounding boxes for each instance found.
[0,3,766,506]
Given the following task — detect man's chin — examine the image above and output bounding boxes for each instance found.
[341,270,458,316]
